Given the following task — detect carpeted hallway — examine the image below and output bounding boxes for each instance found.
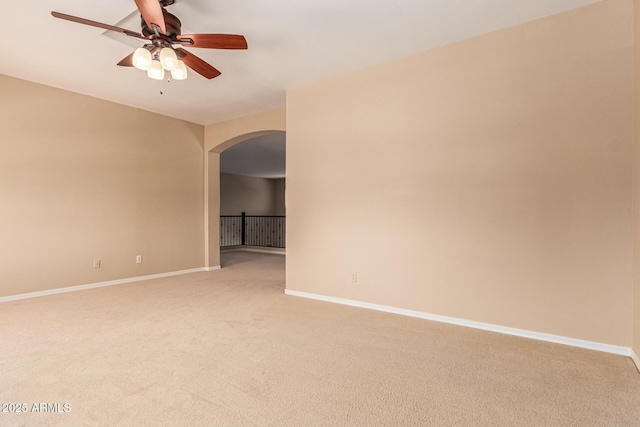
[1,251,639,426]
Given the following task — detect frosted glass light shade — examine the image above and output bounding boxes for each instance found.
[159,48,179,71]
[132,47,152,71]
[147,60,165,80]
[170,60,188,80]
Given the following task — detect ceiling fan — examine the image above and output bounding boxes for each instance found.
[51,0,247,80]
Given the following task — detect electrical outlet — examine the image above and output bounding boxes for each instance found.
[93,259,101,269]
[136,255,142,264]
[351,272,358,283]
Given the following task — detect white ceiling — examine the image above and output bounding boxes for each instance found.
[2,0,598,125]
[221,133,285,178]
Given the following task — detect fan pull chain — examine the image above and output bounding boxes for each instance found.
[159,76,172,95]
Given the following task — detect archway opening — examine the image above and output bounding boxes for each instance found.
[206,130,285,269]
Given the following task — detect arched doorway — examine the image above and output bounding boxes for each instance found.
[218,132,285,255]
[203,109,286,269]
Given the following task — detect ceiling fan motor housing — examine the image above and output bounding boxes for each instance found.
[141,8,182,37]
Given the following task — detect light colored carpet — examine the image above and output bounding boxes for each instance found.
[0,251,639,426]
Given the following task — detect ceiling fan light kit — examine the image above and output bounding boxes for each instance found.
[159,48,179,71]
[171,61,188,80]
[147,60,165,80]
[51,0,247,83]
[133,47,152,70]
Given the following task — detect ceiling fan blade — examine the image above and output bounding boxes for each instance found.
[51,11,147,40]
[175,48,221,80]
[134,0,167,35]
[176,34,248,50]
[117,53,135,67]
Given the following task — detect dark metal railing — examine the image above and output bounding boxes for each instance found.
[220,212,286,248]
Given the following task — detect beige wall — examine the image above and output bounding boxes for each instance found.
[286,0,634,346]
[274,179,286,216]
[205,109,286,154]
[220,173,284,216]
[0,74,205,298]
[634,0,640,358]
[204,110,286,267]
[208,150,220,267]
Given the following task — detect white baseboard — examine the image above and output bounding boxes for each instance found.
[222,247,286,255]
[0,267,209,303]
[284,290,634,358]
[632,351,640,373]
[205,265,221,271]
